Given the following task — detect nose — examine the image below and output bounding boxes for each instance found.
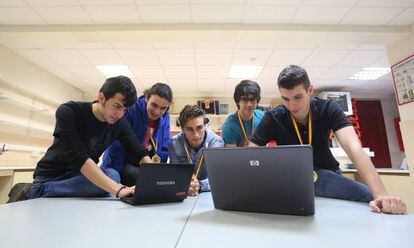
[116,108,125,118]
[192,131,200,139]
[153,107,161,116]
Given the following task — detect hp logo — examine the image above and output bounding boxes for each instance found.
[249,160,260,166]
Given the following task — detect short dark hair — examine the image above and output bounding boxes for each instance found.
[179,105,205,127]
[99,76,137,107]
[277,65,310,91]
[143,83,173,103]
[233,80,261,106]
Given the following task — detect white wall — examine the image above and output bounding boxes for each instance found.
[381,98,405,168]
[0,44,82,104]
[385,24,414,211]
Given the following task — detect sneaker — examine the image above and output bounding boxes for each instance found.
[7,183,33,203]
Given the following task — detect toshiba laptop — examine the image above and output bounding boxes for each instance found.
[121,163,194,205]
[203,145,315,216]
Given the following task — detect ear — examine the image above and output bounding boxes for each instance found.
[98,92,106,104]
[308,84,314,95]
[145,95,149,103]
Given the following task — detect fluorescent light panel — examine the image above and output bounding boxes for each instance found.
[228,65,263,79]
[96,65,134,78]
[349,67,390,81]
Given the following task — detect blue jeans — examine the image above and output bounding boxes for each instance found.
[28,168,120,199]
[314,167,373,203]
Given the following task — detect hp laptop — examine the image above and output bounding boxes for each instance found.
[121,163,194,205]
[203,145,315,216]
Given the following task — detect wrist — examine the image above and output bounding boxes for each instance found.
[116,186,126,198]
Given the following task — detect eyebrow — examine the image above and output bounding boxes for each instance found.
[185,125,204,130]
[282,94,303,100]
[114,102,125,108]
[151,102,168,109]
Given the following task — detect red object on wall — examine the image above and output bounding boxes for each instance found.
[394,117,405,151]
[349,99,362,142]
[355,100,392,168]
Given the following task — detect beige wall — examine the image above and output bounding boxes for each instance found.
[386,24,414,212]
[381,98,406,168]
[0,44,82,104]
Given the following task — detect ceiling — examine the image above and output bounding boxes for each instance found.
[1,0,414,99]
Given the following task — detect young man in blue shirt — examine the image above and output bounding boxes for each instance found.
[222,80,264,147]
[102,83,172,186]
[250,65,406,215]
[169,105,224,196]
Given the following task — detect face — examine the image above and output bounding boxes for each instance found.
[98,92,128,124]
[238,95,258,116]
[182,116,205,149]
[145,94,170,121]
[280,84,313,121]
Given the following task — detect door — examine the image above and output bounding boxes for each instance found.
[355,100,391,168]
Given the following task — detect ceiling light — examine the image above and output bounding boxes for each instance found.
[349,67,390,81]
[96,65,134,78]
[228,65,263,79]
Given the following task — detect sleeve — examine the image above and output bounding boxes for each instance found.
[209,136,225,148]
[221,119,239,145]
[250,111,278,146]
[199,178,211,193]
[326,100,353,132]
[168,139,180,164]
[158,114,170,163]
[118,118,148,164]
[55,104,90,171]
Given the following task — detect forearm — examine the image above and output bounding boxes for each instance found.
[80,158,121,195]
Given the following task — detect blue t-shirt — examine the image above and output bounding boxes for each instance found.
[221,109,264,147]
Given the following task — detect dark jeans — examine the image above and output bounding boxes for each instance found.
[314,167,373,203]
[28,168,120,199]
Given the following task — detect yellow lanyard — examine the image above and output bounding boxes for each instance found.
[237,111,254,144]
[290,109,312,146]
[184,143,204,178]
[146,127,157,152]
[290,108,318,183]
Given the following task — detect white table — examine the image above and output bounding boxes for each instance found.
[1,193,413,248]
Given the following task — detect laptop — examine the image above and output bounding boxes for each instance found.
[121,163,194,205]
[203,145,315,216]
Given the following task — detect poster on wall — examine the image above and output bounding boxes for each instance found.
[391,54,414,105]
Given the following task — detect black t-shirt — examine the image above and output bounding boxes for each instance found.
[250,98,352,171]
[34,101,147,179]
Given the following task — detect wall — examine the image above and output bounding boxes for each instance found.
[386,24,414,212]
[0,44,82,104]
[381,98,405,168]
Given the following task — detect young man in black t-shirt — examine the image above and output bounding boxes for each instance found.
[250,65,406,215]
[7,76,151,202]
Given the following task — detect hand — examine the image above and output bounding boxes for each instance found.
[188,176,199,197]
[117,186,135,198]
[369,196,407,214]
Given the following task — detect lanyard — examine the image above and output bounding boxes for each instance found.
[237,111,254,144]
[290,108,312,146]
[146,127,157,152]
[290,108,318,182]
[184,143,204,178]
